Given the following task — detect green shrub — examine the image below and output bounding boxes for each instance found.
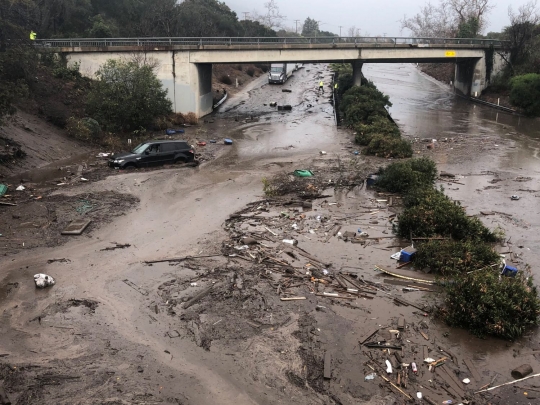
[364,135,413,158]
[86,59,172,132]
[340,84,392,126]
[397,187,497,242]
[415,240,501,277]
[219,74,233,85]
[439,270,540,339]
[53,62,82,80]
[376,157,437,193]
[509,73,540,116]
[355,116,401,145]
[66,117,101,141]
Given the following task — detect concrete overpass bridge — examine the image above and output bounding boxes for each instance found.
[36,36,508,117]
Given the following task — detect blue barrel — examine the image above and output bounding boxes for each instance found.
[501,265,518,277]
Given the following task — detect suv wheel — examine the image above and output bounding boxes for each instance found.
[123,163,137,170]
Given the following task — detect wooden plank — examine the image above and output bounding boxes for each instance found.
[375,265,436,284]
[393,296,431,313]
[439,365,465,397]
[324,351,331,379]
[464,358,482,382]
[183,285,214,309]
[61,219,92,235]
[422,345,428,360]
[315,293,355,300]
[359,326,379,345]
[280,297,306,301]
[397,317,405,330]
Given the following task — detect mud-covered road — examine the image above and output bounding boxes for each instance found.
[1,63,540,405]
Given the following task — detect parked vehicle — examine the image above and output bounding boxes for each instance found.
[268,63,296,84]
[108,140,195,169]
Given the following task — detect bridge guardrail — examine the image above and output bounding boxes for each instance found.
[34,36,507,48]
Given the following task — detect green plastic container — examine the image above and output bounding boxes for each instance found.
[293,170,313,177]
[0,184,7,197]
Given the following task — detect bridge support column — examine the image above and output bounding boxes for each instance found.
[352,61,363,87]
[454,57,486,97]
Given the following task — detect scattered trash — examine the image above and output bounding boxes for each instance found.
[269,102,277,107]
[442,400,453,404]
[190,282,198,287]
[385,360,393,374]
[411,362,418,373]
[224,138,233,145]
[282,89,292,93]
[16,185,25,191]
[293,170,314,177]
[512,364,533,379]
[366,174,379,186]
[462,378,470,384]
[165,128,185,135]
[511,195,520,200]
[400,246,417,262]
[424,357,435,363]
[0,184,7,196]
[501,264,518,277]
[34,273,55,288]
[197,142,207,147]
[97,152,111,158]
[364,373,376,381]
[319,151,327,155]
[80,177,88,182]
[354,151,359,155]
[277,105,292,111]
[416,392,422,399]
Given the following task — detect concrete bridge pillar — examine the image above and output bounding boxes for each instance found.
[352,61,363,86]
[454,57,486,97]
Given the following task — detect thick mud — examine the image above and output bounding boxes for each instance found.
[1,63,540,405]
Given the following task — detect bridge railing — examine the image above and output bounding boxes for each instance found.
[34,36,507,48]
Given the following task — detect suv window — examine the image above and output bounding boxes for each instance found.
[161,143,177,152]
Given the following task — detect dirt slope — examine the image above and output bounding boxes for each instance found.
[0,111,91,178]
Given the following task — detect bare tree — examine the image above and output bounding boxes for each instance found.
[401,0,494,37]
[401,1,454,37]
[501,0,540,71]
[251,0,286,30]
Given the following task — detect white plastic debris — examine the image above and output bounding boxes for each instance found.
[34,273,55,288]
[190,282,198,287]
[282,239,298,246]
[424,357,436,363]
[322,269,329,276]
[319,151,327,155]
[462,378,470,384]
[358,232,369,237]
[80,177,89,182]
[97,152,111,158]
[16,185,25,191]
[417,392,423,399]
[385,360,393,374]
[234,245,249,250]
[292,223,298,230]
[391,251,402,260]
[511,195,520,200]
[364,373,376,381]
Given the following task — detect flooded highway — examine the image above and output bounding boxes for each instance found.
[1,62,540,405]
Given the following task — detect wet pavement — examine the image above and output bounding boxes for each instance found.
[1,62,540,404]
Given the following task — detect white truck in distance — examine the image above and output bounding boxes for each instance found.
[268,63,300,84]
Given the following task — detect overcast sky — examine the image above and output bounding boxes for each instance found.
[225,0,533,36]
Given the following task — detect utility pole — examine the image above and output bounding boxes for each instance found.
[339,26,343,37]
[294,20,300,34]
[242,12,249,20]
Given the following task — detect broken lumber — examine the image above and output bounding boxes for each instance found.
[475,372,540,393]
[183,285,214,309]
[144,254,222,264]
[324,352,331,379]
[280,297,306,301]
[315,293,355,300]
[359,327,379,345]
[367,364,412,401]
[463,358,481,382]
[393,296,431,313]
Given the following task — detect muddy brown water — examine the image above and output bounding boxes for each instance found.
[0,63,539,404]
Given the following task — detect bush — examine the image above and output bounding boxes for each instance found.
[255,63,269,73]
[340,84,392,126]
[184,112,198,125]
[235,65,243,71]
[42,102,69,128]
[439,270,540,339]
[397,187,497,242]
[66,117,101,141]
[415,240,501,277]
[86,59,172,132]
[219,74,233,85]
[365,135,413,158]
[509,73,540,116]
[354,116,401,145]
[246,67,255,77]
[53,62,82,80]
[376,157,437,193]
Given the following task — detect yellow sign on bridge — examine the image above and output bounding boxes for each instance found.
[445,51,456,57]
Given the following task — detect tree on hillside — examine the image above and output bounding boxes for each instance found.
[401,0,493,38]
[86,59,171,132]
[251,0,285,30]
[503,1,540,71]
[302,17,319,36]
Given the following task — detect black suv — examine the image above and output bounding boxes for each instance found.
[108,140,195,169]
